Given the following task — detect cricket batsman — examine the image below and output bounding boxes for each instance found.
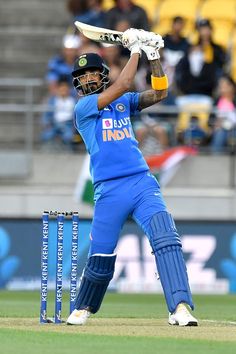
[67,28,198,326]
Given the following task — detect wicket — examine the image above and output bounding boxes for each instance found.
[40,210,79,324]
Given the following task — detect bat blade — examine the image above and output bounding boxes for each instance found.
[74,21,123,45]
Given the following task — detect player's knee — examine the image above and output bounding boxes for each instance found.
[84,253,117,283]
[148,211,181,253]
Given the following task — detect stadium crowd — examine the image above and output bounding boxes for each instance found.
[41,0,236,155]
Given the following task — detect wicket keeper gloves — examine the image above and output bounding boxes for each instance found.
[122,28,142,56]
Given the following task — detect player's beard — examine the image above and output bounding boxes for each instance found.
[83,81,102,95]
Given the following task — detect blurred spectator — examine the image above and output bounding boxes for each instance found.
[46,34,81,96]
[210,75,236,153]
[67,0,87,19]
[100,44,122,83]
[67,0,106,27]
[78,33,102,55]
[182,115,207,147]
[109,18,151,88]
[175,19,226,99]
[105,0,150,31]
[134,115,170,155]
[175,43,218,98]
[162,16,190,105]
[175,94,212,147]
[195,19,226,78]
[113,19,134,66]
[40,78,76,151]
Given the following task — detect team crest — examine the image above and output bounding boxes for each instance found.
[78,57,87,67]
[115,103,125,112]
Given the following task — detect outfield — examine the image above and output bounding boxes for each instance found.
[0,291,236,354]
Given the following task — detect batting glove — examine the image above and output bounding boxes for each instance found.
[141,44,161,60]
[138,30,164,50]
[122,28,142,56]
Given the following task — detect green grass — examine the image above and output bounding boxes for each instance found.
[0,291,236,354]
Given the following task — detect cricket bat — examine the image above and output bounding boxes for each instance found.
[74,21,123,45]
[74,21,161,47]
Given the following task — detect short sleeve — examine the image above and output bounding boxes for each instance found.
[74,94,100,131]
[124,92,141,116]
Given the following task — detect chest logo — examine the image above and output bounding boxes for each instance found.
[115,103,126,112]
[102,118,113,129]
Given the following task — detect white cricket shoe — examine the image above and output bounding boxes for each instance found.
[168,303,198,326]
[66,309,91,325]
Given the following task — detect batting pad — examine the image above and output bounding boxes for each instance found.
[149,212,194,313]
[75,253,116,313]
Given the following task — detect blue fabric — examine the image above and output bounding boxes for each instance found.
[74,93,149,183]
[89,171,166,255]
[75,254,116,313]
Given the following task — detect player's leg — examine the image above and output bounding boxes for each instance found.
[67,180,132,325]
[132,172,198,326]
[67,252,117,325]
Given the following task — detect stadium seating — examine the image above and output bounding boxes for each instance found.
[198,0,236,48]
[133,0,161,24]
[211,21,234,48]
[176,105,209,133]
[230,31,236,81]
[199,0,236,24]
[175,94,212,134]
[189,20,234,48]
[103,0,115,11]
[153,0,201,36]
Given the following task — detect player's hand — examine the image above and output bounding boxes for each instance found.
[122,28,141,56]
[140,44,161,60]
[138,30,164,50]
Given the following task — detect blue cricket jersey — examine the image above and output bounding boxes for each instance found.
[74,92,149,184]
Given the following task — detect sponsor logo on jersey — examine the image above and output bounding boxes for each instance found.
[102,116,133,141]
[102,118,113,129]
[102,128,132,141]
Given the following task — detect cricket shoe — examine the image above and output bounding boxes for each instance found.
[66,309,91,325]
[168,303,198,326]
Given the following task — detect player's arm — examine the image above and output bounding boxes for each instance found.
[98,29,143,110]
[97,53,140,110]
[138,59,168,110]
[135,34,168,110]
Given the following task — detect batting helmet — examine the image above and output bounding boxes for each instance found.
[72,53,110,95]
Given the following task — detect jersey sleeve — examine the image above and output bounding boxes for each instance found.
[74,94,99,132]
[124,92,141,116]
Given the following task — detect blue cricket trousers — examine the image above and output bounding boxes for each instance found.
[89,171,167,255]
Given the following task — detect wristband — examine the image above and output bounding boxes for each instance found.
[151,75,168,90]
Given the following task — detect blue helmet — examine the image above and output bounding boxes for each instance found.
[72,53,110,95]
